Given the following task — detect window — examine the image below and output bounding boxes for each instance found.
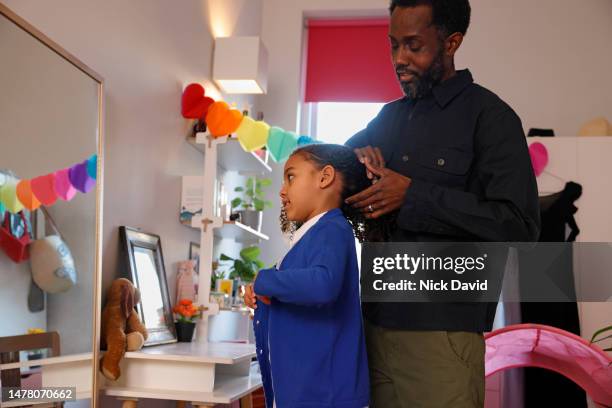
[315,102,384,144]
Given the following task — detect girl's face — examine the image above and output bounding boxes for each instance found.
[280,153,333,223]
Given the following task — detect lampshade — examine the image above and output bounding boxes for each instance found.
[213,36,268,94]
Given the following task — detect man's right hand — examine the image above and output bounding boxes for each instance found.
[353,146,385,180]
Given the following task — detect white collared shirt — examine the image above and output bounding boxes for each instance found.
[276,211,328,269]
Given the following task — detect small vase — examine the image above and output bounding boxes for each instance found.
[238,210,262,231]
[175,321,196,342]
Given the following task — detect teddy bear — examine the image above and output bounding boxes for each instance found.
[100,278,148,381]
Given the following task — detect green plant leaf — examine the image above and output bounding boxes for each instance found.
[255,260,264,269]
[231,198,242,209]
[219,254,233,261]
[246,177,254,190]
[590,325,612,343]
[234,187,244,192]
[241,246,261,261]
[260,178,272,187]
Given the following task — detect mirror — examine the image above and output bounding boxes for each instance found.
[120,227,176,346]
[0,3,103,406]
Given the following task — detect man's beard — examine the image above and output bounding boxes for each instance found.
[397,48,445,100]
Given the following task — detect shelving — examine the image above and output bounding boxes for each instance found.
[181,216,269,242]
[187,134,272,174]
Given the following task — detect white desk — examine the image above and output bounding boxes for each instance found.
[103,342,262,408]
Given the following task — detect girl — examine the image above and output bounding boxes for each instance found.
[245,144,394,408]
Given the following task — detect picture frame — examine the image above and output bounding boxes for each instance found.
[189,241,200,274]
[120,226,177,346]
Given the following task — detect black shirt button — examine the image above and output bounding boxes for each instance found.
[437,158,446,166]
[402,154,410,162]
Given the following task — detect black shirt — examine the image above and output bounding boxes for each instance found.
[346,69,541,331]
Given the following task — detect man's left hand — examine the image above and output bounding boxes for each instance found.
[345,159,412,219]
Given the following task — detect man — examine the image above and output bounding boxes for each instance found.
[345,0,540,407]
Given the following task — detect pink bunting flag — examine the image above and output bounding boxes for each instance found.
[54,168,77,201]
[31,174,58,206]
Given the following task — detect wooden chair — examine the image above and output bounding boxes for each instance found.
[0,332,61,406]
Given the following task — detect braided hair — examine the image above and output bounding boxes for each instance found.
[279,143,397,242]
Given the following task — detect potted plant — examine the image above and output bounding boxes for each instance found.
[590,324,612,352]
[231,177,272,231]
[220,246,264,285]
[172,299,203,342]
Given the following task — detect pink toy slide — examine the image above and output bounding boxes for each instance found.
[485,324,612,407]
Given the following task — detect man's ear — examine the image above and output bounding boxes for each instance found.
[319,165,336,189]
[445,32,464,57]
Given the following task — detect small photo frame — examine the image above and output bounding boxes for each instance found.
[189,242,200,273]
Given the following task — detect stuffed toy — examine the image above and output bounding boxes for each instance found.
[175,260,197,304]
[100,278,148,381]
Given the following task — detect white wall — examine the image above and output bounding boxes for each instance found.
[459,0,612,137]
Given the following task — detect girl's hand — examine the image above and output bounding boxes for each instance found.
[244,284,271,309]
[244,284,257,309]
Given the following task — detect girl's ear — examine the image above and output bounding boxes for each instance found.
[319,165,336,189]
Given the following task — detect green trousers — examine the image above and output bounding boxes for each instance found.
[365,320,485,408]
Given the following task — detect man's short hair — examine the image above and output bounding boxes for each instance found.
[389,0,471,37]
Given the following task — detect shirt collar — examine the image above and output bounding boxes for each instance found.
[431,69,473,108]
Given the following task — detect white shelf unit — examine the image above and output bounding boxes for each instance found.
[187,134,272,174]
[186,131,271,342]
[100,132,271,406]
[183,216,270,243]
[102,343,262,405]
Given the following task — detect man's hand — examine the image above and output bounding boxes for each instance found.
[345,159,412,219]
[353,146,385,180]
[244,283,271,310]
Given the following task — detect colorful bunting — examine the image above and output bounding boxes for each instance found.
[181,83,215,119]
[87,154,97,180]
[205,101,244,138]
[267,127,298,163]
[69,160,96,193]
[31,174,58,206]
[0,179,24,214]
[16,180,41,211]
[236,116,270,152]
[54,168,77,201]
[181,84,326,162]
[297,135,321,146]
[0,155,97,214]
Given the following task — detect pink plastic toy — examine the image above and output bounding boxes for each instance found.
[485,324,612,407]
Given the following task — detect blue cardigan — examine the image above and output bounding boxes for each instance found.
[253,208,369,408]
